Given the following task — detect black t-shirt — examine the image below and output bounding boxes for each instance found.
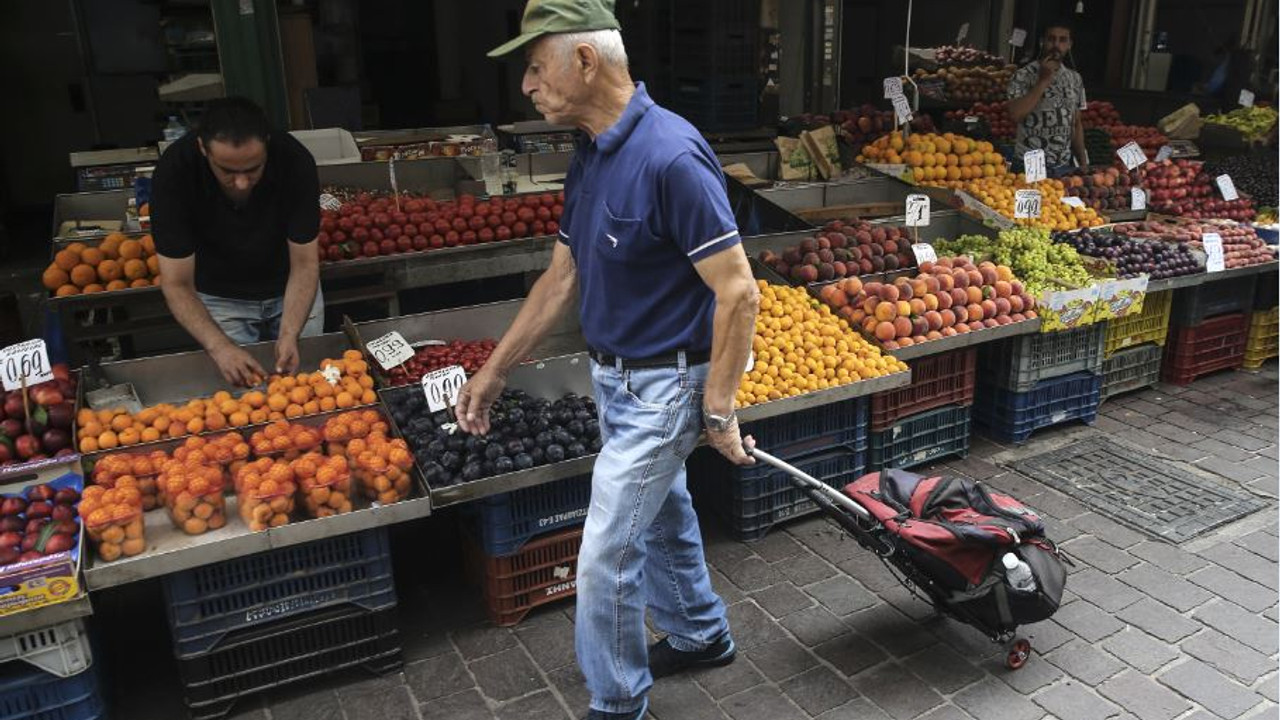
[151,132,319,300]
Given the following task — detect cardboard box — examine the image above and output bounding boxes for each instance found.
[0,464,85,617]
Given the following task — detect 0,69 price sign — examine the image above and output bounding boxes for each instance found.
[421,365,467,413]
[0,339,53,392]
[366,331,415,371]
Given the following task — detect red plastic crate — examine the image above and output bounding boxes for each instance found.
[870,349,976,431]
[466,525,582,627]
[1161,313,1248,385]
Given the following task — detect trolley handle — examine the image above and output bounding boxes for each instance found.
[744,444,873,522]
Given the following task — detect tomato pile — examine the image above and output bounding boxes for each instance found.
[385,339,498,385]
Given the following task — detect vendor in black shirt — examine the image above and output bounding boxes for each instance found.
[151,97,323,387]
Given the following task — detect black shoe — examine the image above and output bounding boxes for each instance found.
[648,632,737,679]
[585,696,648,720]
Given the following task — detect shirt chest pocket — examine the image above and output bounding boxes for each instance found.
[598,201,656,262]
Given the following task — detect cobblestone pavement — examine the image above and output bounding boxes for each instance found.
[109,367,1279,720]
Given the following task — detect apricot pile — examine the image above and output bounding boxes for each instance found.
[248,420,322,460]
[234,458,297,532]
[91,449,168,510]
[858,132,1006,183]
[349,432,415,505]
[931,175,1104,231]
[322,410,389,458]
[44,233,160,297]
[160,463,227,536]
[737,281,907,408]
[291,452,354,518]
[81,482,146,562]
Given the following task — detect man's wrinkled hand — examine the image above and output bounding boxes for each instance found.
[707,418,755,466]
[455,367,507,435]
[210,344,267,388]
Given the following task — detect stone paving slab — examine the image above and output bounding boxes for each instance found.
[103,366,1279,720]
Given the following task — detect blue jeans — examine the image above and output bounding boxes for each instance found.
[197,289,325,344]
[578,357,729,715]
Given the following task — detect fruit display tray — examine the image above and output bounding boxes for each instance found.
[1100,343,1163,402]
[1104,290,1173,358]
[1161,313,1249,385]
[973,372,1101,445]
[868,403,972,470]
[980,323,1106,393]
[869,349,976,431]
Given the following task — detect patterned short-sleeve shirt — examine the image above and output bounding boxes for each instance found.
[1007,62,1085,166]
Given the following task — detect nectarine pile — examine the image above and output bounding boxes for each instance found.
[44,233,160,297]
[758,221,916,283]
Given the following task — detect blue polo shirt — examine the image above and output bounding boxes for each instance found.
[559,83,741,359]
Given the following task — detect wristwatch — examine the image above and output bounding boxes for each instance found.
[702,408,736,433]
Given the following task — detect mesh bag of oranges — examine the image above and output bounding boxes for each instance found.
[321,409,390,458]
[349,432,415,505]
[160,462,228,536]
[234,458,298,532]
[81,482,146,562]
[290,452,354,518]
[248,420,323,460]
[90,449,169,510]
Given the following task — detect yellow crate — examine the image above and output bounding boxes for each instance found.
[1104,290,1173,358]
[1243,307,1279,369]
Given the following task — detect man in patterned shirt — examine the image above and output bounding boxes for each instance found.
[1007,20,1089,174]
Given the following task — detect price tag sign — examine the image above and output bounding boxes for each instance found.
[318,193,342,211]
[1116,142,1147,170]
[883,76,904,99]
[1202,232,1225,272]
[1131,187,1147,211]
[911,243,938,264]
[1023,149,1047,183]
[1061,195,1086,208]
[963,115,979,124]
[1014,189,1042,218]
[0,340,53,392]
[1009,28,1027,47]
[1155,145,1174,162]
[421,365,467,413]
[892,94,913,125]
[1239,89,1255,107]
[956,23,969,44]
[905,194,931,226]
[366,331,415,370]
[1216,174,1240,201]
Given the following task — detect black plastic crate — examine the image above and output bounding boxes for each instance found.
[973,372,1101,445]
[672,29,757,75]
[671,0,758,33]
[868,404,972,470]
[0,664,103,720]
[980,324,1106,392]
[1170,275,1258,327]
[164,528,397,658]
[1100,343,1163,401]
[741,396,868,455]
[181,604,401,720]
[1254,269,1278,310]
[469,474,591,557]
[670,76,759,132]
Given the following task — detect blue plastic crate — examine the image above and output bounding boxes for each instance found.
[163,528,397,658]
[973,372,1102,445]
[471,474,592,557]
[868,404,972,471]
[741,397,868,456]
[0,665,102,720]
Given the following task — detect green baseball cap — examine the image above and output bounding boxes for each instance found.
[487,0,620,58]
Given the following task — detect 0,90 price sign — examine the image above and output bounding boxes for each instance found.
[1014,189,1042,219]
[366,331,415,370]
[421,365,467,413]
[0,339,53,392]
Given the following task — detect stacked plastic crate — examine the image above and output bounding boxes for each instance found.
[161,529,400,719]
[867,350,976,472]
[0,619,103,720]
[668,0,760,132]
[691,397,869,542]
[974,325,1106,444]
[464,474,591,626]
[1100,290,1172,401]
[1162,276,1257,385]
[1244,271,1279,369]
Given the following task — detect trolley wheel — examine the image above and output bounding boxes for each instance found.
[1005,638,1031,670]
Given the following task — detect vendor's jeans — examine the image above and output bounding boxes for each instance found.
[197,289,325,344]
[578,357,729,715]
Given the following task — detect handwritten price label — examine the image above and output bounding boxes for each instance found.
[0,340,53,392]
[1131,187,1147,211]
[1155,145,1173,162]
[318,193,342,211]
[1216,174,1240,201]
[1060,195,1086,208]
[1014,189,1042,218]
[956,22,969,43]
[421,365,467,413]
[905,194,931,227]
[891,94,913,125]
[883,76,904,99]
[1116,142,1147,170]
[1009,28,1027,47]
[1239,89,1255,107]
[366,331,414,370]
[1202,233,1225,272]
[911,243,938,264]
[1023,149,1047,183]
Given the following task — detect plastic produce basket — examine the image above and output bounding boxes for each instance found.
[0,619,91,678]
[695,441,867,542]
[1243,308,1279,369]
[163,528,397,658]
[0,664,103,720]
[981,324,1106,392]
[1170,275,1258,327]
[1161,313,1248,385]
[1100,343,1163,401]
[868,404,972,470]
[181,604,401,720]
[470,474,591,557]
[1104,290,1172,357]
[467,525,583,627]
[973,372,1102,445]
[741,396,868,455]
[870,349,976,431]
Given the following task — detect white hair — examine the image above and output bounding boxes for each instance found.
[551,29,629,68]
